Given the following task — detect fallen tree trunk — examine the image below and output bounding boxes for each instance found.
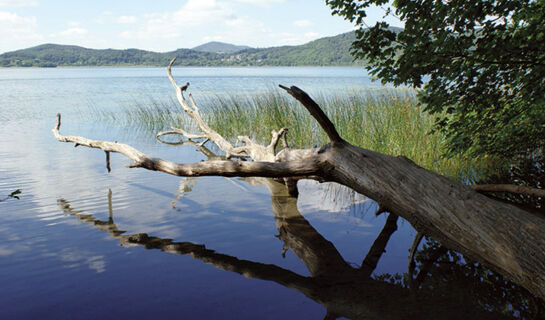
[53,59,545,300]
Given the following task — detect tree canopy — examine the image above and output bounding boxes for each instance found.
[326,0,545,161]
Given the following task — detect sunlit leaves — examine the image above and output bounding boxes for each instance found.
[326,0,545,160]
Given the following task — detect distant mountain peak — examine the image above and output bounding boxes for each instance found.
[191,41,252,54]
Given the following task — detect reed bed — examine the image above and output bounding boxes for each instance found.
[106,89,496,181]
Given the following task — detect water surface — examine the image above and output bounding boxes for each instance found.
[0,67,540,319]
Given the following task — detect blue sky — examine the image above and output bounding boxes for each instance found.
[0,0,401,54]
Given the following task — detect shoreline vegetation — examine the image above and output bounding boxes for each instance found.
[96,89,499,182]
[0,32,365,68]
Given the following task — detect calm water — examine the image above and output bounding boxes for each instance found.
[0,67,540,319]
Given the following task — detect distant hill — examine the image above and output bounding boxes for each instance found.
[192,41,252,54]
[232,31,359,66]
[0,43,168,67]
[0,43,226,67]
[0,31,366,67]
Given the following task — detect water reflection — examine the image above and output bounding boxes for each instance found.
[409,240,545,319]
[0,189,22,202]
[478,158,545,212]
[57,177,544,319]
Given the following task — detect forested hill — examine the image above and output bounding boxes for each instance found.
[191,41,251,54]
[0,31,364,67]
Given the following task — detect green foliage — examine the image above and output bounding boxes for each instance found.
[0,33,363,67]
[232,32,364,66]
[326,0,545,161]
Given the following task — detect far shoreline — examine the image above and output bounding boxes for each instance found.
[0,64,364,69]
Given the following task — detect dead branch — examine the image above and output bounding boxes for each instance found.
[166,58,247,158]
[279,85,344,145]
[53,113,323,177]
[52,61,545,301]
[157,127,207,140]
[472,184,545,198]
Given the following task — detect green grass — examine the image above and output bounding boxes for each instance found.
[104,89,498,181]
[91,96,199,137]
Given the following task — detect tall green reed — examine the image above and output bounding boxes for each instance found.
[102,89,497,181]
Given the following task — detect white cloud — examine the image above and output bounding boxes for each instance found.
[0,11,42,52]
[200,17,270,46]
[167,0,236,27]
[202,34,225,42]
[117,15,137,24]
[0,0,38,7]
[225,17,244,27]
[119,0,239,46]
[304,31,320,39]
[0,10,36,29]
[236,0,286,7]
[293,19,312,27]
[119,30,132,39]
[52,248,106,273]
[94,11,113,24]
[0,246,14,256]
[59,27,87,36]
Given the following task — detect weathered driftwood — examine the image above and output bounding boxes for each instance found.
[53,59,545,300]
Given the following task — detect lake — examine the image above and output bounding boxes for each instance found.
[0,67,540,319]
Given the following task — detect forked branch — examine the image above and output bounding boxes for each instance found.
[166,58,246,158]
[279,85,344,145]
[52,113,323,178]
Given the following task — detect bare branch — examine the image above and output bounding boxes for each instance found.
[267,128,288,155]
[157,127,207,140]
[53,113,323,178]
[167,58,247,158]
[472,184,545,198]
[167,59,295,164]
[281,130,289,149]
[279,85,344,145]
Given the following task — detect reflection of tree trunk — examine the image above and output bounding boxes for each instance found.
[262,178,351,277]
[413,245,448,289]
[360,213,398,277]
[58,188,507,319]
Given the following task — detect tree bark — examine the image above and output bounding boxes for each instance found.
[52,59,545,300]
